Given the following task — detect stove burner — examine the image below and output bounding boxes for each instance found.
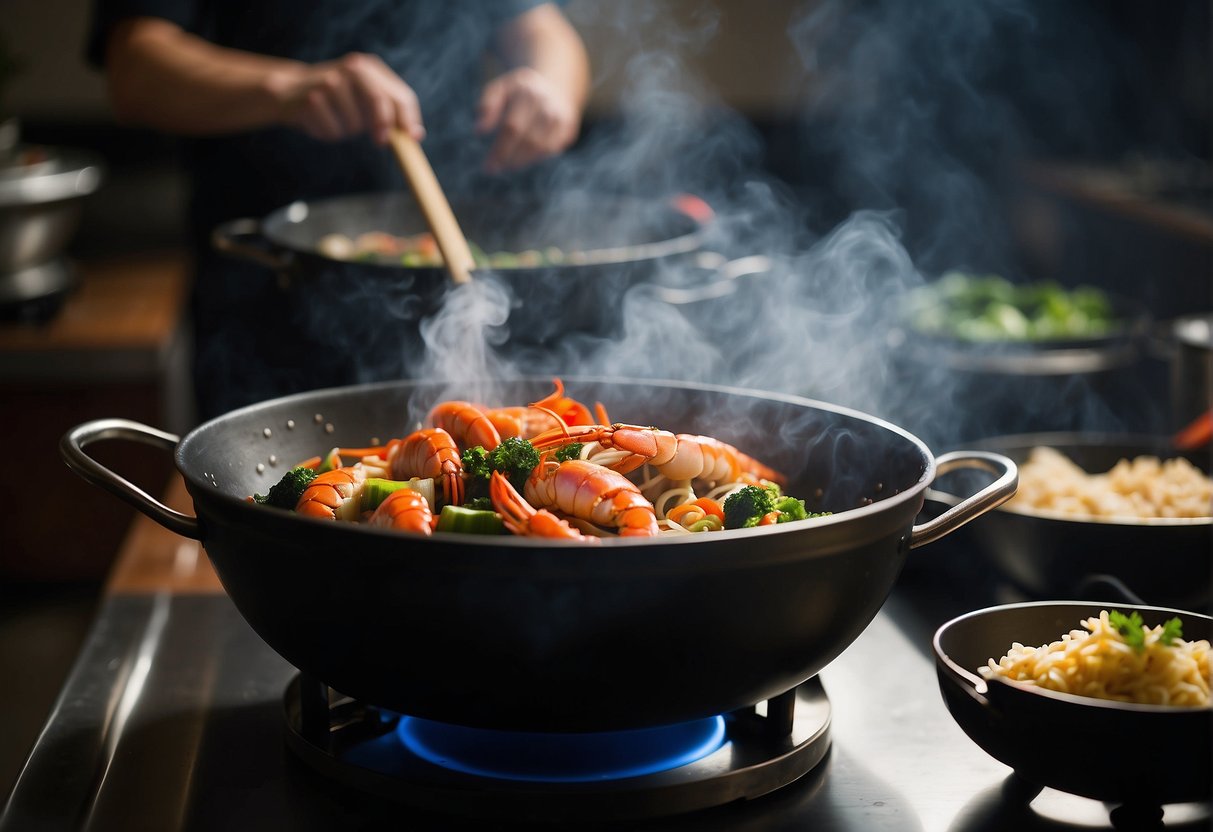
[396,712,727,783]
[283,674,832,822]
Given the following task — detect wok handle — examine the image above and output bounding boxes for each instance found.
[909,451,1017,549]
[60,419,202,540]
[211,217,292,272]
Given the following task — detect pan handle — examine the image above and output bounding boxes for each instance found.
[60,419,202,540]
[211,217,293,272]
[909,451,1017,549]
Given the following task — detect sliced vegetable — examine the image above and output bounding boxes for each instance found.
[436,505,506,535]
[361,477,435,512]
[316,447,343,474]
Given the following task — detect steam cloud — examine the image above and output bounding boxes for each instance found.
[403,0,1172,448]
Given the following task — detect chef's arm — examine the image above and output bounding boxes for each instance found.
[494,3,590,117]
[103,17,424,144]
[477,3,590,172]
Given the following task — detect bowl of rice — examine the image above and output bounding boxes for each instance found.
[934,601,1212,807]
[928,433,1213,611]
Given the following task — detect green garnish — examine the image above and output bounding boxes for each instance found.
[554,443,584,462]
[1109,610,1146,651]
[1159,616,1184,646]
[1108,609,1184,652]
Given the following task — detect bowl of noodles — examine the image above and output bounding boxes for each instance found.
[927,433,1213,611]
[934,601,1212,808]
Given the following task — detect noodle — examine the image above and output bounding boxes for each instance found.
[1008,447,1213,520]
[980,610,1211,707]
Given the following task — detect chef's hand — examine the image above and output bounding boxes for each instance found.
[476,66,581,173]
[278,52,425,146]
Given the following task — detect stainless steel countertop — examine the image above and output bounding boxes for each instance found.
[2,562,1209,831]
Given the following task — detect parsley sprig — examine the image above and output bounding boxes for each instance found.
[1108,609,1184,652]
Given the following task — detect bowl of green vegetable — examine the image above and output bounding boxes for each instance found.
[894,272,1149,375]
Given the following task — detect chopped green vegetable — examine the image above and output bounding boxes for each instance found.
[253,466,318,510]
[316,448,342,474]
[436,505,506,535]
[1159,616,1184,646]
[723,485,778,529]
[462,496,494,511]
[1109,610,1147,652]
[554,443,584,462]
[360,477,436,513]
[908,273,1117,342]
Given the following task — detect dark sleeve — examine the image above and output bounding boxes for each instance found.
[86,0,196,67]
[484,0,567,27]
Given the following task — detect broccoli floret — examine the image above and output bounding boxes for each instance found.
[460,446,493,481]
[489,437,541,486]
[554,442,584,462]
[460,437,541,495]
[254,466,318,510]
[462,496,494,511]
[723,485,777,529]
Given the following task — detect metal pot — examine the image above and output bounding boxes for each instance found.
[0,142,104,317]
[1168,312,1212,435]
[61,377,1015,732]
[212,192,708,347]
[885,296,1155,447]
[935,601,1212,808]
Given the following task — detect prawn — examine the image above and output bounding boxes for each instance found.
[337,428,464,506]
[366,488,434,536]
[482,378,597,440]
[523,459,660,537]
[489,471,595,541]
[529,424,786,485]
[295,465,367,521]
[428,400,501,451]
[387,428,464,507]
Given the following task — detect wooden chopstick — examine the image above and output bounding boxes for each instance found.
[388,128,475,285]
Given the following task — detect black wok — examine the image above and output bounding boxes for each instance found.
[935,601,1212,808]
[62,377,1015,732]
[929,433,1212,613]
[211,192,709,348]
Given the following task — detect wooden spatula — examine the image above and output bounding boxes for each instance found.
[388,128,475,285]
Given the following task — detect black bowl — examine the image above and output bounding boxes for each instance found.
[934,601,1212,807]
[930,433,1212,612]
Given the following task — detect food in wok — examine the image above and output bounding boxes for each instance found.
[906,272,1119,342]
[1008,446,1212,520]
[980,609,1211,707]
[249,379,829,541]
[316,230,567,269]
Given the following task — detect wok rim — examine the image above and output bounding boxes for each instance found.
[934,600,1213,714]
[258,192,708,271]
[962,431,1212,528]
[176,375,938,552]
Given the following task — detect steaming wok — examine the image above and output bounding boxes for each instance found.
[61,378,1015,732]
[211,192,709,347]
